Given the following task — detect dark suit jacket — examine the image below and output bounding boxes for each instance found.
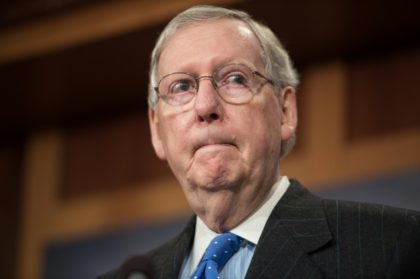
[99,180,420,278]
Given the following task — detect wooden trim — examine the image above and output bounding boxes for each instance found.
[18,130,190,279]
[282,62,420,189]
[0,0,242,64]
[18,131,63,279]
[46,178,191,241]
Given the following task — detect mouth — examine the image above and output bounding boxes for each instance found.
[193,139,237,154]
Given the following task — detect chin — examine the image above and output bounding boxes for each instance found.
[190,169,244,192]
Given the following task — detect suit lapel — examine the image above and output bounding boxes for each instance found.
[153,217,196,279]
[245,180,332,278]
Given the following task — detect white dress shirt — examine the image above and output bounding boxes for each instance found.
[179,176,290,278]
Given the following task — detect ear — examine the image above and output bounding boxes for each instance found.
[279,86,298,140]
[148,108,167,160]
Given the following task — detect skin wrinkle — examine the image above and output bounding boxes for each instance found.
[149,19,297,232]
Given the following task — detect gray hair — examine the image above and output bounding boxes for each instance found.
[148,5,298,158]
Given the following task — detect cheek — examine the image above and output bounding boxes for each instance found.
[159,114,191,158]
[241,100,282,153]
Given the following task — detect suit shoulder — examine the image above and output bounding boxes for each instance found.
[147,232,183,261]
[146,216,195,274]
[321,198,419,241]
[322,198,419,219]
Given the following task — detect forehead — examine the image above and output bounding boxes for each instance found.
[158,19,264,75]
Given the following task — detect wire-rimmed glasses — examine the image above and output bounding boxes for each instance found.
[154,63,274,106]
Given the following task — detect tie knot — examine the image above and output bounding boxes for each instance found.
[202,232,241,267]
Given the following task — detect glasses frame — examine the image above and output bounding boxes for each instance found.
[154,63,275,106]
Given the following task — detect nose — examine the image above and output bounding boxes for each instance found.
[194,78,222,123]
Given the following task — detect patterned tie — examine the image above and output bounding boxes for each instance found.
[191,232,241,279]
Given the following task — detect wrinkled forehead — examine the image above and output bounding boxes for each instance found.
[164,18,259,51]
[157,19,265,75]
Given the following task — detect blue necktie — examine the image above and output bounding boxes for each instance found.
[191,232,241,279]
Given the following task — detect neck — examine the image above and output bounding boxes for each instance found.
[191,175,278,233]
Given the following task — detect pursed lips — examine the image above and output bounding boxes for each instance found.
[193,139,237,154]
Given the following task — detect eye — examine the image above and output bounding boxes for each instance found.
[217,65,253,87]
[225,74,248,85]
[169,79,195,94]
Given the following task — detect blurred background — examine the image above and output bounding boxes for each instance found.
[1,0,419,278]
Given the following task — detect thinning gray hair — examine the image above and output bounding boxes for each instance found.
[148,5,299,158]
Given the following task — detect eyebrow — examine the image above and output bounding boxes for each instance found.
[159,59,258,77]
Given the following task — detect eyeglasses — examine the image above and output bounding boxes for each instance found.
[154,63,274,106]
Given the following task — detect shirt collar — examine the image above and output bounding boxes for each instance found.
[190,176,290,272]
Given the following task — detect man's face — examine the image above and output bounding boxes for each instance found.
[149,19,297,231]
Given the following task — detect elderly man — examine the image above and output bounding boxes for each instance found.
[100,5,419,279]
